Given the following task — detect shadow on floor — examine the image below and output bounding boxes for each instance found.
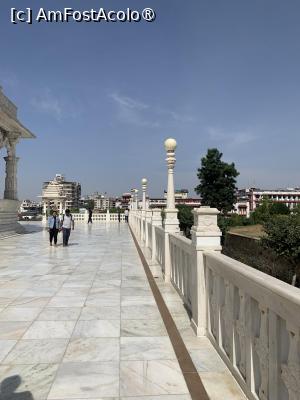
[0,375,34,400]
[22,224,44,234]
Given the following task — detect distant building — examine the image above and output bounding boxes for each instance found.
[120,193,131,209]
[148,189,201,209]
[233,187,300,217]
[80,193,121,210]
[233,189,250,217]
[247,187,300,211]
[164,189,189,200]
[94,195,110,210]
[41,174,81,215]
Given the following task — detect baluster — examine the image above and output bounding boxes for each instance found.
[235,289,246,379]
[184,252,188,304]
[210,272,218,340]
[281,324,300,400]
[222,280,234,360]
[206,267,213,336]
[254,305,269,400]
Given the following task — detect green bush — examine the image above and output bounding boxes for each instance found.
[263,214,300,261]
[262,214,300,285]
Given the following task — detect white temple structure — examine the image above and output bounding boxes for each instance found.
[40,174,68,221]
[0,87,35,236]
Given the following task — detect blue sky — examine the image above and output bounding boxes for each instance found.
[1,0,300,200]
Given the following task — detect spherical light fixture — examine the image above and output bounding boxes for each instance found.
[164,138,177,151]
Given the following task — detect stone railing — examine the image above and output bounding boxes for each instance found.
[46,212,126,223]
[154,225,165,270]
[73,212,125,222]
[129,206,300,400]
[169,233,193,311]
[205,251,300,400]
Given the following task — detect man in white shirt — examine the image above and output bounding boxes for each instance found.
[61,209,74,246]
[124,209,129,223]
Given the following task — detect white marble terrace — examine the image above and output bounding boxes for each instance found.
[0,223,246,400]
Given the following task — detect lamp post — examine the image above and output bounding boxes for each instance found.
[134,189,139,210]
[141,178,147,211]
[141,178,147,242]
[164,138,179,230]
[163,138,179,282]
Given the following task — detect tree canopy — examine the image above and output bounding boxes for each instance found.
[195,148,239,214]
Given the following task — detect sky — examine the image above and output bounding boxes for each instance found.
[0,0,300,200]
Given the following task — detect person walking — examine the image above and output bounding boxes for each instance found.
[124,209,129,223]
[61,209,74,246]
[48,210,60,246]
[88,208,93,224]
[118,209,121,223]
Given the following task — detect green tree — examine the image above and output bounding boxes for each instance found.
[269,202,290,216]
[195,148,239,214]
[176,205,193,236]
[250,197,272,224]
[262,214,300,285]
[251,198,290,224]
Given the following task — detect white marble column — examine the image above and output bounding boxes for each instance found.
[141,178,147,242]
[142,178,147,210]
[4,137,19,200]
[135,190,139,210]
[163,138,179,282]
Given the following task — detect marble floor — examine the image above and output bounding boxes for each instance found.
[0,223,246,400]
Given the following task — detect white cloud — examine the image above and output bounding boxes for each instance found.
[31,89,63,120]
[109,92,159,128]
[109,93,148,111]
[109,92,196,128]
[208,127,256,147]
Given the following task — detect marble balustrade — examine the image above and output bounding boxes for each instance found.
[129,207,300,400]
[67,212,126,223]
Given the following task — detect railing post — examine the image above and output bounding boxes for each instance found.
[151,209,162,262]
[84,209,89,223]
[145,209,152,248]
[190,206,222,336]
[163,138,180,282]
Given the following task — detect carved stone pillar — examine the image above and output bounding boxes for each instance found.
[4,156,19,200]
[190,206,222,336]
[4,136,19,200]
